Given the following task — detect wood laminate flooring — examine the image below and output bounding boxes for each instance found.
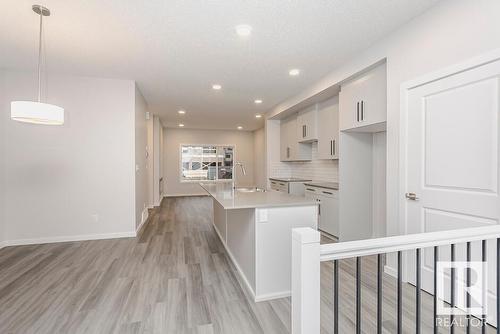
[0,196,495,333]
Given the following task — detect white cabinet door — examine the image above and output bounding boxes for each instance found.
[339,79,360,131]
[316,190,339,237]
[317,96,339,159]
[358,64,387,127]
[404,57,500,325]
[297,105,318,142]
[286,115,298,160]
[305,186,339,237]
[280,114,312,162]
[339,63,386,131]
[280,119,289,161]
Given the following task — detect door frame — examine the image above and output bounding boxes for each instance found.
[399,48,500,281]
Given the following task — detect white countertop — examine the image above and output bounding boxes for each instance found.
[200,183,317,210]
[269,177,312,182]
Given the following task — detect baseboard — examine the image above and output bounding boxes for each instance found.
[384,264,398,279]
[136,207,149,233]
[254,291,291,302]
[4,231,137,247]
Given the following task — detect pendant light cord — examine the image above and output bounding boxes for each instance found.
[37,9,43,102]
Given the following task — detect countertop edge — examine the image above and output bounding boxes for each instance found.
[303,183,339,190]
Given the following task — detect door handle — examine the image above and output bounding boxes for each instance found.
[333,140,336,156]
[405,192,419,201]
[356,102,360,122]
[361,100,364,121]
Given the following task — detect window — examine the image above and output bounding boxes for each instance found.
[180,145,234,182]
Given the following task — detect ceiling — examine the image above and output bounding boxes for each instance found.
[1,0,440,130]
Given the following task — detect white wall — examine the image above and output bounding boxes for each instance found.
[135,85,149,229]
[163,128,256,196]
[268,0,500,241]
[0,69,137,244]
[0,74,5,246]
[153,116,162,206]
[253,127,266,188]
[146,116,154,207]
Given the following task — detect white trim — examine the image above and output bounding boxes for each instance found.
[254,290,291,302]
[3,231,136,247]
[0,241,8,250]
[136,207,149,233]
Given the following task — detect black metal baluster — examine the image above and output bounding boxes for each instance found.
[334,260,339,334]
[451,244,456,334]
[377,254,382,334]
[398,251,402,334]
[466,242,471,334]
[434,246,438,334]
[356,257,361,334]
[482,240,487,334]
[416,249,421,334]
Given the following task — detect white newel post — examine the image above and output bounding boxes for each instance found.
[291,227,321,334]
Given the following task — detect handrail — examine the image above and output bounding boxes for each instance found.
[320,224,500,261]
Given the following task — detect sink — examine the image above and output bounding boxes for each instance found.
[236,187,267,193]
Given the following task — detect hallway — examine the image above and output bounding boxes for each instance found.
[0,196,495,333]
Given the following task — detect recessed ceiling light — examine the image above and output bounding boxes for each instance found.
[254,99,262,104]
[255,114,262,118]
[237,126,243,130]
[179,123,185,127]
[178,110,186,114]
[289,69,300,76]
[212,84,222,90]
[235,24,252,37]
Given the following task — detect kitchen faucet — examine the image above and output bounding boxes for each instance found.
[233,162,246,189]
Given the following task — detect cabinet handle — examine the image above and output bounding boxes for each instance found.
[330,140,333,155]
[361,100,364,121]
[356,102,360,122]
[333,140,336,156]
[305,125,307,138]
[323,191,333,195]
[306,188,316,192]
[318,200,321,215]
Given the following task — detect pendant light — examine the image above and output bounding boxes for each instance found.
[11,5,64,125]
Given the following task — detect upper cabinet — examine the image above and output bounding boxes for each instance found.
[280,114,312,162]
[296,105,318,142]
[317,96,339,160]
[339,63,387,132]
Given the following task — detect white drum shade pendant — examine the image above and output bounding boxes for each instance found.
[11,5,64,125]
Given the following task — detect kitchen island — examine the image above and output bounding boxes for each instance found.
[200,183,317,302]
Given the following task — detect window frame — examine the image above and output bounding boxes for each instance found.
[179,143,236,183]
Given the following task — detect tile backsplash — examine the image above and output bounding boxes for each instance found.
[270,142,339,182]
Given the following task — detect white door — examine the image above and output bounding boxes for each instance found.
[404,56,500,324]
